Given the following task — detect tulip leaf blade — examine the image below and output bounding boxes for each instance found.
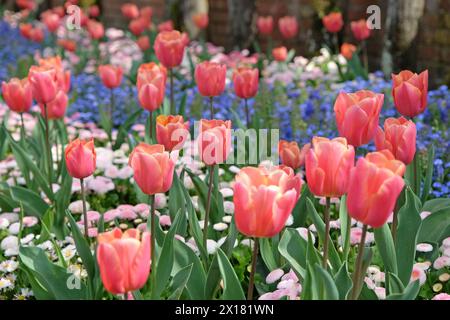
[168,171,187,236]
[167,263,193,300]
[10,185,49,218]
[396,187,422,286]
[339,195,351,261]
[260,238,279,271]
[374,223,398,276]
[421,144,435,202]
[217,248,245,300]
[113,108,143,150]
[334,262,353,300]
[278,228,307,279]
[314,264,339,300]
[417,208,450,244]
[386,272,405,295]
[386,280,420,300]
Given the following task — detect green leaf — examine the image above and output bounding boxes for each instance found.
[168,264,193,300]
[334,262,353,300]
[396,187,422,286]
[422,198,450,213]
[260,238,278,271]
[314,264,339,300]
[339,195,351,260]
[387,272,405,295]
[20,266,53,300]
[217,248,245,300]
[173,241,206,300]
[151,210,183,299]
[291,186,311,227]
[421,145,435,202]
[19,246,87,300]
[278,228,307,279]
[306,198,341,273]
[386,280,420,300]
[374,224,398,275]
[113,109,143,150]
[417,208,450,243]
[168,171,187,236]
[67,211,95,293]
[10,186,49,218]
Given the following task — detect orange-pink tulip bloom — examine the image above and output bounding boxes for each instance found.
[257,16,274,35]
[39,90,68,119]
[97,228,151,295]
[98,65,123,89]
[341,43,357,60]
[305,137,355,198]
[279,140,310,170]
[234,165,302,238]
[137,63,167,112]
[195,61,227,97]
[272,46,288,62]
[193,13,209,29]
[334,90,384,147]
[38,56,71,93]
[278,16,298,39]
[392,70,428,118]
[233,67,259,99]
[28,66,58,104]
[375,117,416,165]
[121,3,139,20]
[42,12,61,33]
[156,115,190,151]
[1,78,33,113]
[128,143,175,195]
[351,19,371,41]
[322,12,344,33]
[198,119,232,166]
[65,138,97,179]
[347,150,405,228]
[87,19,104,40]
[154,30,188,69]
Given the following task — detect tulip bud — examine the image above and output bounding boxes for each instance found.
[193,13,209,29]
[272,46,288,62]
[257,16,274,36]
[198,119,232,166]
[392,70,428,118]
[278,16,298,39]
[1,78,33,113]
[322,12,344,33]
[351,19,371,41]
[195,61,227,97]
[233,67,259,99]
[156,115,190,151]
[98,65,123,89]
[279,140,310,170]
[65,138,96,179]
[154,30,188,68]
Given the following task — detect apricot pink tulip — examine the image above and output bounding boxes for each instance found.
[375,117,416,165]
[198,119,232,166]
[278,16,298,39]
[351,19,371,41]
[272,46,288,62]
[279,140,310,170]
[305,137,355,198]
[156,115,190,151]
[334,90,384,147]
[121,3,139,20]
[128,143,175,195]
[97,228,151,295]
[39,90,68,119]
[193,13,209,29]
[322,12,344,33]
[137,63,166,111]
[28,66,58,104]
[195,61,227,97]
[98,65,123,89]
[154,31,188,68]
[234,165,302,238]
[1,78,33,113]
[65,138,96,179]
[257,16,274,35]
[392,70,428,118]
[233,67,259,99]
[87,19,104,40]
[347,150,405,228]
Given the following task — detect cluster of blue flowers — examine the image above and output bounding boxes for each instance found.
[1,21,449,198]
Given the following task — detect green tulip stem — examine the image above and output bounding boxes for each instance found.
[203,165,215,249]
[247,238,259,300]
[209,96,214,119]
[244,98,250,127]
[149,194,156,267]
[322,197,331,268]
[43,104,53,187]
[80,178,89,242]
[350,224,368,300]
[170,68,175,115]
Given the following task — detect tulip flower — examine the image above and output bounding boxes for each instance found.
[42,12,61,33]
[65,138,96,238]
[195,61,227,118]
[322,12,344,33]
[137,35,150,52]
[87,19,104,40]
[233,67,259,125]
[334,90,384,147]
[198,119,232,250]
[375,117,416,165]
[272,46,288,62]
[121,3,139,19]
[28,66,58,104]
[278,140,310,170]
[305,136,355,267]
[140,6,153,23]
[97,228,151,295]
[193,13,209,29]
[58,39,77,52]
[129,143,175,265]
[129,18,149,36]
[38,56,71,93]
[39,90,68,120]
[17,0,36,10]
[19,23,33,39]
[98,65,123,90]
[29,27,44,43]
[156,115,190,151]
[137,62,167,90]
[341,43,357,60]
[278,16,298,39]
[234,165,302,299]
[88,5,100,18]
[347,150,405,299]
[128,143,175,196]
[351,19,371,41]
[2,78,33,114]
[392,70,428,118]
[154,30,188,114]
[257,16,274,36]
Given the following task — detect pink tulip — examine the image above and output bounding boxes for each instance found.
[375,117,416,165]
[128,143,175,195]
[137,35,150,51]
[193,13,209,29]
[257,16,274,35]
[87,19,104,40]
[42,12,61,33]
[121,3,139,20]
[154,30,188,68]
[97,228,151,295]
[278,16,298,39]
[65,138,96,179]
[272,46,288,62]
[351,19,371,41]
[392,70,428,118]
[279,140,310,170]
[305,137,355,198]
[98,65,123,89]
[334,90,384,147]
[233,67,259,99]
[129,17,149,36]
[137,63,166,111]
[347,150,405,228]
[322,12,344,33]
[88,5,100,18]
[198,119,232,166]
[195,61,227,97]
[39,90,68,119]
[38,56,71,93]
[28,66,58,104]
[156,115,190,151]
[234,165,302,238]
[2,78,33,113]
[157,20,174,32]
